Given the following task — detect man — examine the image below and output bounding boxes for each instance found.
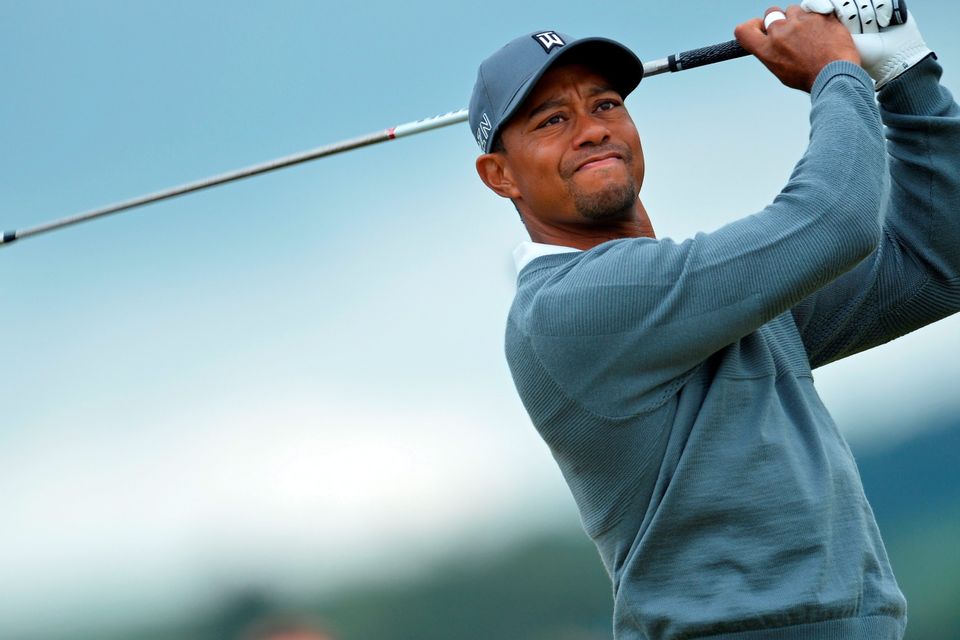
[470,3,959,639]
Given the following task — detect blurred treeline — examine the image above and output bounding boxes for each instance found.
[62,419,960,640]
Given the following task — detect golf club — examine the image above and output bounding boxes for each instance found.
[0,38,784,247]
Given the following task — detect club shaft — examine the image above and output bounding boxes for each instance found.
[1,39,750,247]
[1,110,469,245]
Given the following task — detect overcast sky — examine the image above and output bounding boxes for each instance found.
[2,1,959,636]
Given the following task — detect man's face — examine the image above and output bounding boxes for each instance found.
[494,63,645,224]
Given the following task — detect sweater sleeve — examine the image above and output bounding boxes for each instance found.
[790,55,960,368]
[524,62,885,418]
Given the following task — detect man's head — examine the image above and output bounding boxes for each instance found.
[470,31,653,245]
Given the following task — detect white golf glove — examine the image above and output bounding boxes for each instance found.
[800,0,932,89]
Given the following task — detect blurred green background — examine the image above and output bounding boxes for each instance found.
[39,417,960,640]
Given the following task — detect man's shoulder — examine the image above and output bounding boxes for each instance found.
[508,236,692,343]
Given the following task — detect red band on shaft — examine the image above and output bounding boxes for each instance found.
[388,127,397,139]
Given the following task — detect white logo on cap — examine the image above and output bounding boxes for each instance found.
[533,31,565,53]
[476,112,492,149]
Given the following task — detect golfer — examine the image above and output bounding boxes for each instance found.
[470,3,959,639]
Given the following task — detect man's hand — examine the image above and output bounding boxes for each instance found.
[736,5,861,92]
[800,0,932,89]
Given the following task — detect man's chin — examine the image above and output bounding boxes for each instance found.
[573,183,638,222]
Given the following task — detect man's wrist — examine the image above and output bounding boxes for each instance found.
[811,60,873,101]
[877,53,945,114]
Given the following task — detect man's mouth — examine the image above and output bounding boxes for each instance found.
[575,152,624,172]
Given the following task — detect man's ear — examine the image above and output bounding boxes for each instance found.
[475,153,521,200]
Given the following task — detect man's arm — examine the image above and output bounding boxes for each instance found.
[790,55,960,368]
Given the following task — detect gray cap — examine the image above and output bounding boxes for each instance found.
[468,30,644,153]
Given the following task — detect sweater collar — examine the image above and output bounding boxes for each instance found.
[513,241,581,274]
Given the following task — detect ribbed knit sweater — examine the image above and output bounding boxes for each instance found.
[505,59,960,639]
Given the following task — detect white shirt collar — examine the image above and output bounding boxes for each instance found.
[513,240,581,274]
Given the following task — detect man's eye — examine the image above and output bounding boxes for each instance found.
[539,114,565,128]
[596,99,619,112]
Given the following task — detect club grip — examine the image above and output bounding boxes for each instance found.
[669,40,750,72]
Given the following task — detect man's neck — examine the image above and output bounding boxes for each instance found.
[525,201,655,250]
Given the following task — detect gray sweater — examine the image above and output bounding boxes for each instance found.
[505,59,960,640]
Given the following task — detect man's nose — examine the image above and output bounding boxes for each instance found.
[572,113,611,148]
